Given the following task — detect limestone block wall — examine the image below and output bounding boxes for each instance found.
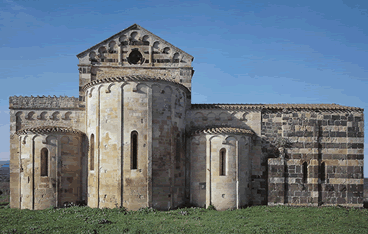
[77,24,194,103]
[9,96,86,209]
[267,108,364,207]
[15,130,83,210]
[188,107,261,135]
[190,136,206,207]
[85,78,189,210]
[189,131,252,210]
[151,83,188,210]
[188,105,266,205]
[86,83,122,209]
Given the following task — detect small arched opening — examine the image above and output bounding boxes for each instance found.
[320,162,326,183]
[219,148,226,176]
[302,162,308,183]
[41,148,48,177]
[90,134,95,171]
[131,131,138,169]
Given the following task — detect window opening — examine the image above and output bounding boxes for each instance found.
[302,162,308,183]
[41,148,48,176]
[90,134,94,171]
[131,131,138,169]
[220,148,226,176]
[321,162,326,183]
[128,50,143,64]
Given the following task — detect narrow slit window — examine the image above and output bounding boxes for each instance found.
[90,134,94,171]
[220,148,226,176]
[321,162,326,183]
[131,131,138,169]
[41,148,48,177]
[302,162,308,183]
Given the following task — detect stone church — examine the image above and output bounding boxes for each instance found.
[9,24,364,210]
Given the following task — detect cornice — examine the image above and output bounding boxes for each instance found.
[16,126,84,136]
[82,75,190,92]
[191,127,254,136]
[191,104,363,111]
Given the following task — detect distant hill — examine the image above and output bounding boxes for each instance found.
[0,161,9,168]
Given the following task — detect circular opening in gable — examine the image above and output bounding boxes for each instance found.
[128,50,142,64]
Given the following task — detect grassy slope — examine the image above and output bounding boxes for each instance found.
[0,206,367,233]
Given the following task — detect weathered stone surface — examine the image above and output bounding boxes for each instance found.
[9,24,364,210]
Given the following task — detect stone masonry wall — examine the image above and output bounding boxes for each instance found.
[188,107,266,205]
[268,109,364,207]
[9,96,85,209]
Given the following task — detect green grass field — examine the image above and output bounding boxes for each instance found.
[0,205,367,233]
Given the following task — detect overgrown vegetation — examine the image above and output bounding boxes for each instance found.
[0,182,10,204]
[0,205,367,233]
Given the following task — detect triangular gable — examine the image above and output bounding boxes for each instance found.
[76,24,193,62]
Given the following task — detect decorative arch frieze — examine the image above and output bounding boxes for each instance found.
[44,135,57,145]
[83,76,189,95]
[37,112,47,120]
[62,112,72,120]
[105,83,115,93]
[136,83,150,93]
[88,87,95,98]
[207,112,216,121]
[61,135,70,144]
[224,136,240,144]
[25,111,35,120]
[49,111,60,120]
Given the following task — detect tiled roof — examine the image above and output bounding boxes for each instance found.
[191,127,254,135]
[191,103,363,111]
[16,126,84,136]
[82,75,189,92]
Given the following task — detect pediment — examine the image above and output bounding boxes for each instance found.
[77,24,193,67]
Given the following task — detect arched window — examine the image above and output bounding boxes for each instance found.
[302,162,308,183]
[176,134,181,169]
[131,131,138,169]
[41,148,48,177]
[320,162,326,183]
[220,148,226,176]
[90,134,94,171]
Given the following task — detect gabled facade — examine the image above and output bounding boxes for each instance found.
[9,24,364,210]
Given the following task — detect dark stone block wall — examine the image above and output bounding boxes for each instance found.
[267,108,364,207]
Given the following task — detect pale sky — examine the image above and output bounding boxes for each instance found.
[0,0,367,176]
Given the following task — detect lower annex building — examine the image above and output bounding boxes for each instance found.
[9,24,364,210]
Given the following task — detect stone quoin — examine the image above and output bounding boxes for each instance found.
[9,24,364,210]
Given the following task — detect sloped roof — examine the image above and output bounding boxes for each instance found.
[191,103,363,111]
[76,24,193,60]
